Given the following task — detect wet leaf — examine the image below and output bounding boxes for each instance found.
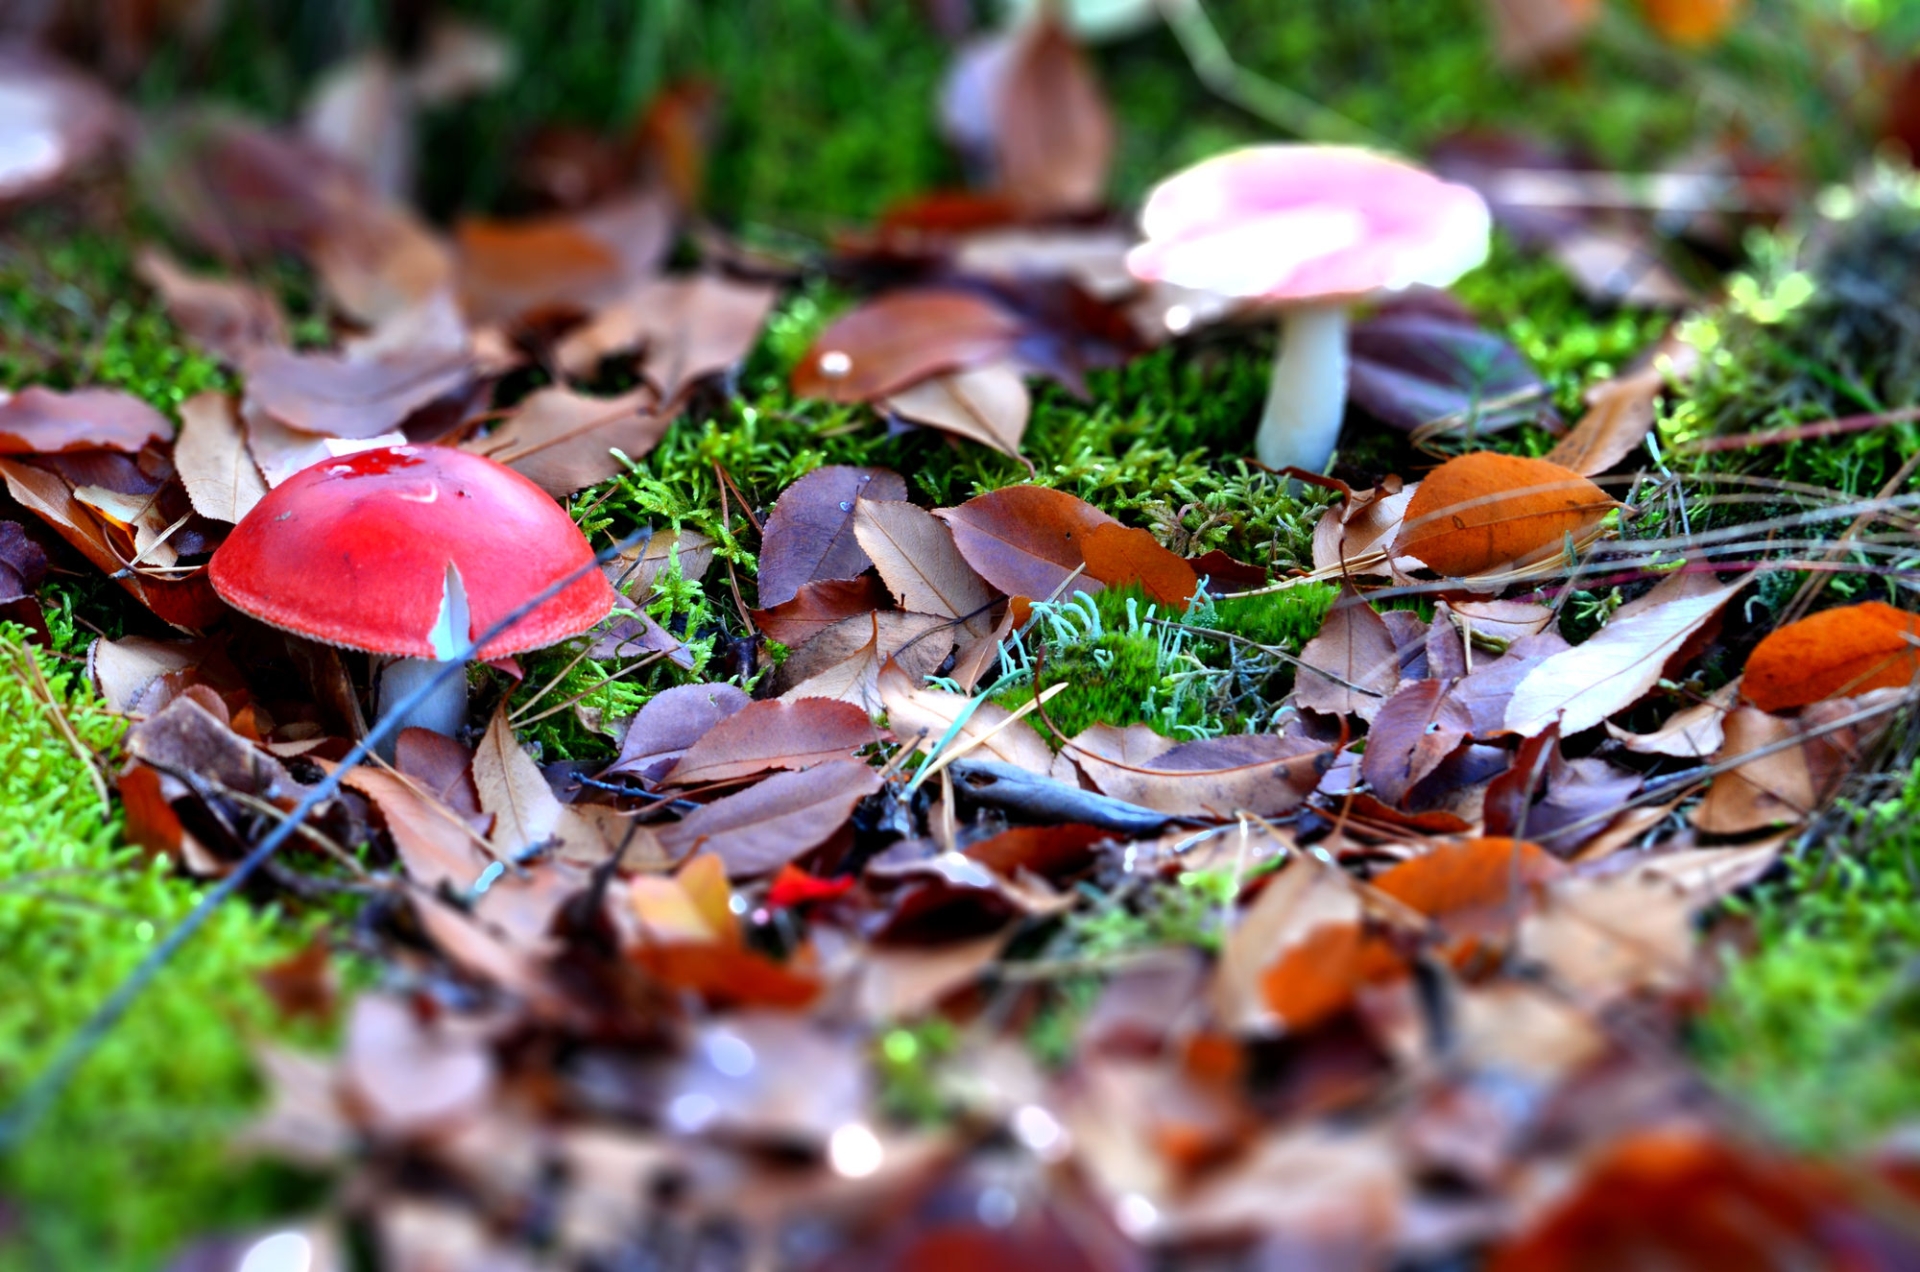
[174,392,268,524]
[1741,601,1920,713]
[1394,452,1615,577]
[757,466,909,608]
[0,386,172,454]
[658,759,882,877]
[792,290,1026,403]
[664,698,881,787]
[934,484,1115,602]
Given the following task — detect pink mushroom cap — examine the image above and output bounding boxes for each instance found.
[1124,145,1491,302]
[210,444,614,661]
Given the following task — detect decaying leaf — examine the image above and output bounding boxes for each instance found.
[468,384,668,498]
[773,611,953,711]
[174,392,269,523]
[1294,586,1401,721]
[853,499,997,638]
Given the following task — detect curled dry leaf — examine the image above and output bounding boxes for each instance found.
[664,697,881,787]
[934,483,1115,602]
[1505,578,1742,737]
[1741,601,1920,713]
[882,362,1032,459]
[1312,482,1414,578]
[1544,361,1663,477]
[791,289,1026,403]
[467,384,667,498]
[756,466,908,608]
[657,759,882,877]
[749,577,889,647]
[174,392,268,524]
[0,458,224,628]
[1606,680,1737,757]
[1691,695,1893,835]
[1293,586,1401,721]
[0,386,171,454]
[1393,451,1614,577]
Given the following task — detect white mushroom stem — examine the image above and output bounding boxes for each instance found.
[375,657,469,758]
[1256,301,1350,474]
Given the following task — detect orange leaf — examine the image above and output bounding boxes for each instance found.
[1081,522,1198,609]
[1394,452,1614,577]
[934,484,1115,602]
[1371,837,1565,964]
[1639,0,1742,47]
[1742,602,1920,713]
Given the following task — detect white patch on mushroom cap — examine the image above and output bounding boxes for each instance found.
[425,562,471,661]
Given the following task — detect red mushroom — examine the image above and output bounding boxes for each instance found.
[1126,146,1491,474]
[209,444,615,745]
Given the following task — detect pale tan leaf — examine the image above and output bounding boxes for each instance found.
[1293,586,1400,721]
[1505,580,1742,736]
[174,391,268,523]
[878,657,1054,774]
[852,498,997,639]
[343,765,493,889]
[881,363,1031,458]
[773,611,953,712]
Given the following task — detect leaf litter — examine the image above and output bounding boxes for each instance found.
[7,10,1920,1270]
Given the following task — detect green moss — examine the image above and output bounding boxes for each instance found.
[0,628,318,1270]
[1698,754,1920,1150]
[0,216,227,411]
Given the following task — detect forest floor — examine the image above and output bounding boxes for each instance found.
[5,1,1920,1268]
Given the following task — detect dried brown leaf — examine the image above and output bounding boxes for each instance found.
[756,466,908,608]
[934,483,1115,602]
[174,391,268,523]
[658,759,882,877]
[664,697,881,787]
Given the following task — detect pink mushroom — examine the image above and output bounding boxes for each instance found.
[1126,146,1491,474]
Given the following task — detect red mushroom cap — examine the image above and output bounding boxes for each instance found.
[209,445,615,660]
[1125,145,1490,302]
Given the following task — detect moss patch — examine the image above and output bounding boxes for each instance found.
[1698,752,1920,1150]
[0,627,318,1271]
